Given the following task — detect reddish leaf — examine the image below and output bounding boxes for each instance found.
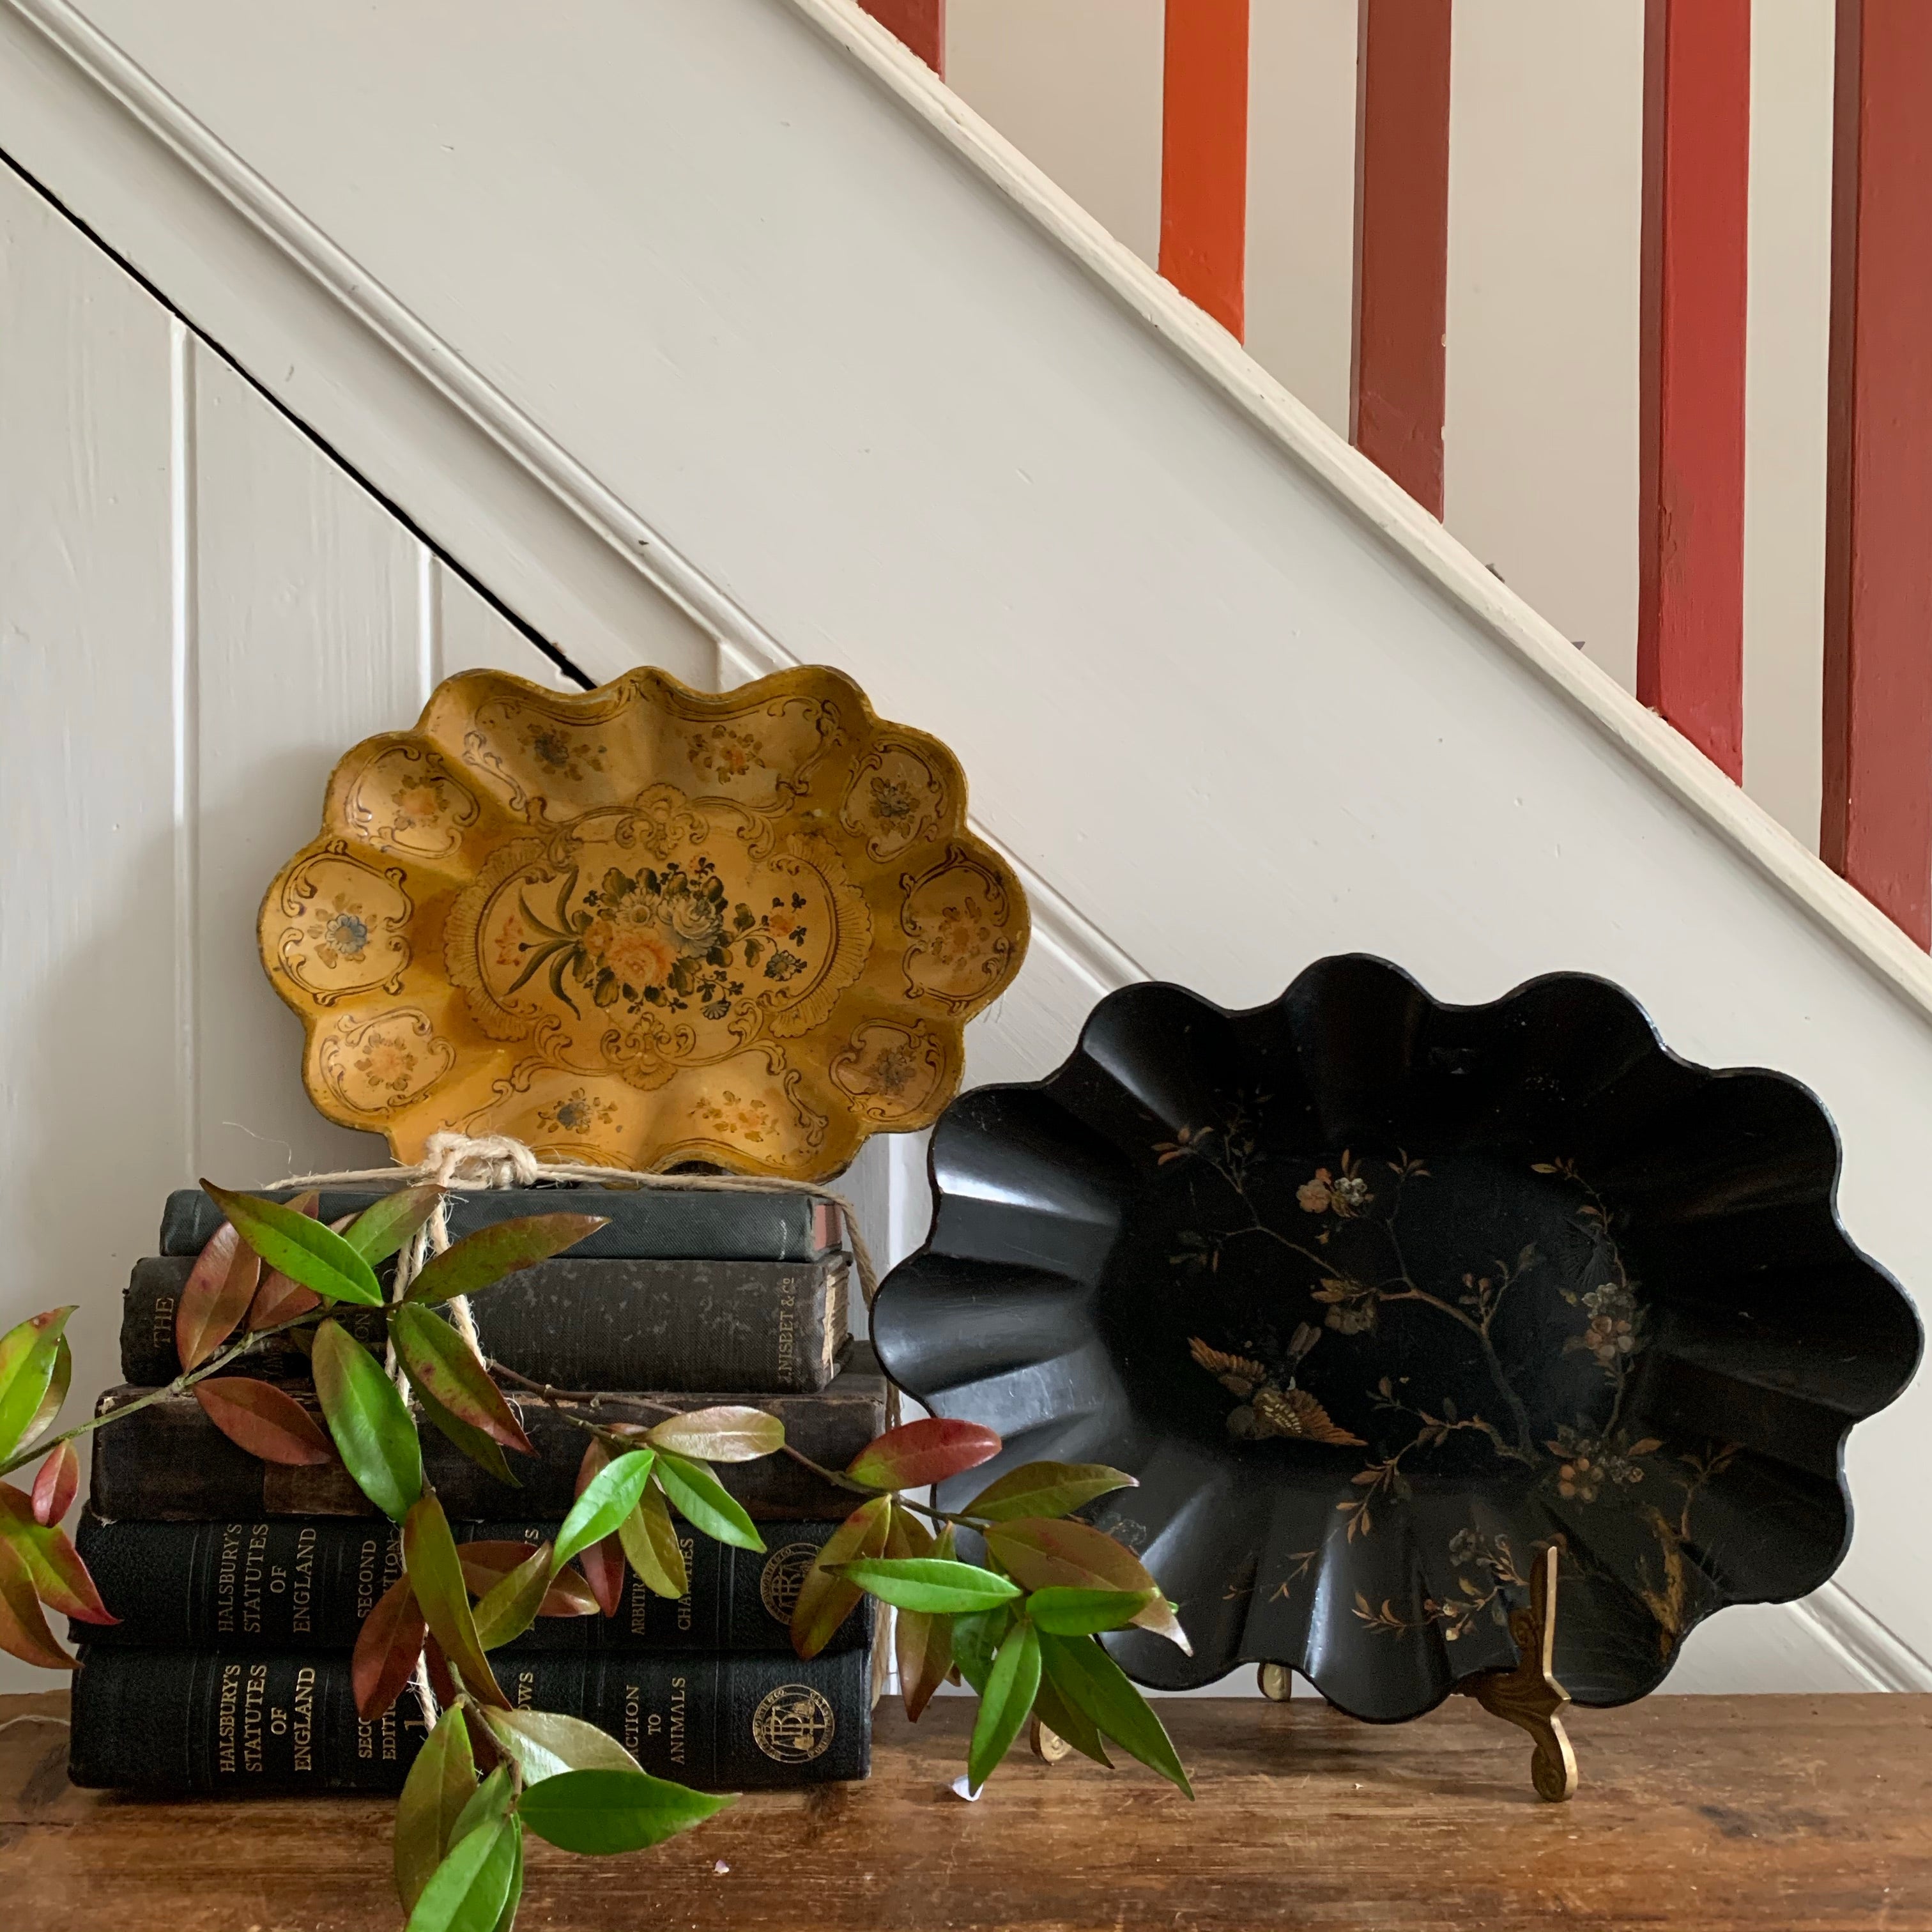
[30,1442,79,1526]
[0,1482,116,1623]
[175,1221,262,1372]
[846,1418,1002,1491]
[888,1509,954,1722]
[249,1192,325,1330]
[984,1517,1190,1652]
[194,1378,337,1466]
[790,1494,890,1660]
[390,1307,533,1455]
[0,1537,72,1672]
[572,1441,626,1618]
[354,1572,427,1722]
[458,1541,599,1618]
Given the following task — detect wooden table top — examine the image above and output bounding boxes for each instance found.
[4,1689,1930,1929]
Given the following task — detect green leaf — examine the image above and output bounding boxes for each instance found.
[404,1491,506,1706]
[829,1556,1021,1616]
[962,1461,1138,1524]
[653,1452,764,1552]
[643,1406,785,1464]
[404,1814,518,1932]
[342,1184,445,1266]
[392,1307,534,1455]
[202,1183,383,1306]
[553,1450,656,1568]
[790,1494,889,1660]
[471,1542,554,1651]
[1038,1632,1193,1796]
[458,1542,599,1618]
[845,1417,1002,1491]
[968,1618,1041,1794]
[985,1516,1190,1652]
[449,1765,515,1847]
[1024,1586,1160,1636]
[411,1377,519,1489]
[1031,1670,1112,1769]
[311,1319,423,1521]
[480,1705,640,1783]
[617,1483,688,1599]
[489,1821,523,1932]
[0,1535,72,1671]
[516,1768,732,1855]
[404,1213,610,1306]
[395,1707,477,1913]
[949,1605,1011,1696]
[0,1309,73,1463]
[20,1335,72,1453]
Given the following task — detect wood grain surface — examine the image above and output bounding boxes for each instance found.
[5,1690,1929,1930]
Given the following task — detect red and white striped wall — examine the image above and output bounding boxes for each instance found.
[865,0,1932,949]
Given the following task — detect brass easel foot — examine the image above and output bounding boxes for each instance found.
[1257,1662,1294,1702]
[1029,1715,1071,1764]
[1454,1542,1579,1802]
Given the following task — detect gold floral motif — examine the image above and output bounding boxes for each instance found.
[337,741,482,862]
[828,1018,949,1123]
[316,1008,455,1117]
[898,846,1020,1011]
[272,847,413,1004]
[840,738,951,859]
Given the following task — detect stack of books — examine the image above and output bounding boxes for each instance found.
[67,1184,886,1794]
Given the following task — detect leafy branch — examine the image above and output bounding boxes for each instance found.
[0,1177,1196,1929]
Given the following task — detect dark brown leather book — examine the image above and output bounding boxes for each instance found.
[88,1347,888,1521]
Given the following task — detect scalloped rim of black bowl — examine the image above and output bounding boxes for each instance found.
[871,956,1922,1724]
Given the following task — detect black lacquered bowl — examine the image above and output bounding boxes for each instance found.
[871,957,1920,1722]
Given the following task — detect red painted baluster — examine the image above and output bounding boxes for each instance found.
[1351,0,1452,518]
[1637,0,1751,783]
[1821,0,1932,946]
[1160,0,1250,339]
[858,0,944,75]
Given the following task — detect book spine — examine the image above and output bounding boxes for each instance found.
[69,1646,870,1791]
[161,1187,839,1262]
[86,1361,887,1522]
[74,1515,868,1654]
[121,1255,849,1394]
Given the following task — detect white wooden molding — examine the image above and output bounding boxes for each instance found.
[1796,1584,1932,1694]
[782,0,1932,1037]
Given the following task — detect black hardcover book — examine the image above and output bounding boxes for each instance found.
[74,1514,868,1654]
[122,1252,851,1392]
[88,1346,888,1522]
[162,1185,841,1262]
[69,1644,870,1792]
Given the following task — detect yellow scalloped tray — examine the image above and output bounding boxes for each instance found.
[259,664,1029,1179]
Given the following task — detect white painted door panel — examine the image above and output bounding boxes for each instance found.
[0,171,586,1688]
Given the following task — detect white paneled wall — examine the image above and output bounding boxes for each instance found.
[0,170,578,1687]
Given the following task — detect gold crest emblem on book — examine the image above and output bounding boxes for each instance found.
[758,1542,822,1626]
[751,1683,837,1764]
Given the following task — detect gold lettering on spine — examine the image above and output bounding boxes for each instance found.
[243,1523,269,1634]
[215,1524,244,1635]
[217,1662,241,1775]
[293,1666,316,1772]
[291,1525,317,1636]
[241,1662,268,1773]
